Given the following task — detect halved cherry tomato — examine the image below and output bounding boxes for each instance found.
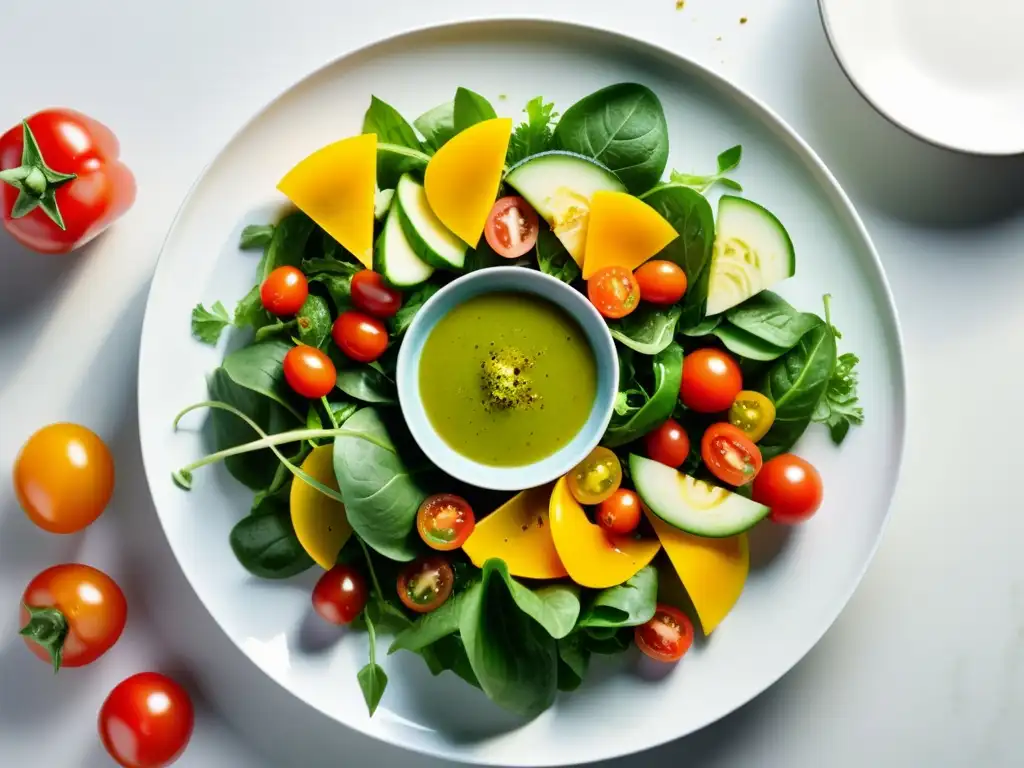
[634,260,687,305]
[484,196,540,259]
[283,345,336,399]
[14,422,114,533]
[635,604,694,663]
[701,423,763,486]
[728,390,776,443]
[753,454,824,525]
[99,672,194,768]
[397,556,454,614]
[20,563,126,672]
[417,494,475,551]
[680,348,742,413]
[644,418,691,468]
[332,310,388,363]
[260,265,308,316]
[598,489,642,535]
[567,446,622,505]
[351,270,402,318]
[312,564,368,625]
[587,266,640,319]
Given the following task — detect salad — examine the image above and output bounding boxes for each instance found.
[177,83,863,718]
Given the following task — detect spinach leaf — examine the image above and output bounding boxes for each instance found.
[233,285,273,331]
[389,586,472,654]
[506,96,558,166]
[463,240,507,271]
[582,626,634,655]
[229,511,313,578]
[336,365,397,404]
[603,342,683,448]
[419,634,480,688]
[453,87,497,133]
[577,565,658,629]
[725,292,820,349]
[249,477,291,517]
[678,314,721,337]
[259,211,316,280]
[311,274,353,313]
[357,662,388,716]
[459,560,558,717]
[303,258,360,277]
[670,144,743,194]
[389,283,440,336]
[363,96,420,149]
[221,339,303,419]
[607,304,681,355]
[414,102,456,153]
[191,301,231,345]
[711,322,789,361]
[535,229,580,283]
[556,633,590,692]
[812,352,864,444]
[332,408,431,561]
[507,583,581,640]
[239,224,275,250]
[639,184,715,327]
[554,83,669,194]
[758,321,837,459]
[296,295,332,348]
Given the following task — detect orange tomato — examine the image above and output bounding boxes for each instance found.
[14,423,115,533]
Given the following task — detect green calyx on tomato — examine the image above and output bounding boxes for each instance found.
[19,604,69,673]
[0,121,77,229]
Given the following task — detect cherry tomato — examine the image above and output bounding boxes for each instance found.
[260,265,308,316]
[351,270,403,318]
[20,563,126,672]
[14,423,114,533]
[484,196,540,259]
[644,418,691,468]
[98,672,194,768]
[332,310,388,363]
[753,454,824,525]
[597,489,642,535]
[587,266,641,319]
[728,390,777,443]
[397,556,454,613]
[635,604,694,663]
[567,446,622,505]
[680,348,742,413]
[701,423,763,486]
[283,345,337,399]
[312,564,368,625]
[417,494,475,551]
[634,260,687,305]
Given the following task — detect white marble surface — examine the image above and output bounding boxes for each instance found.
[1,1,1022,766]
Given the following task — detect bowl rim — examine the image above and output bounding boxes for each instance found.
[395,266,618,491]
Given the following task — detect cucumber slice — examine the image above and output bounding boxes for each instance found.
[373,204,434,288]
[374,188,395,222]
[705,196,796,316]
[395,174,467,270]
[377,143,430,190]
[504,151,625,263]
[630,455,769,537]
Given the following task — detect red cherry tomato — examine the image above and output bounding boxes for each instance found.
[98,672,194,768]
[587,266,641,319]
[753,454,824,525]
[332,311,389,363]
[14,422,114,533]
[312,564,368,625]
[635,604,695,662]
[260,266,308,316]
[283,345,336,399]
[597,489,642,535]
[680,348,742,413]
[0,109,136,255]
[351,270,403,318]
[644,418,691,468]
[20,564,126,671]
[416,494,475,551]
[484,196,540,258]
[634,260,687,305]
[396,556,454,614]
[701,423,763,486]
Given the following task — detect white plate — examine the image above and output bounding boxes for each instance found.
[819,0,1024,155]
[138,19,906,766]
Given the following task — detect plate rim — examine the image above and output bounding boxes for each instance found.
[137,15,908,765]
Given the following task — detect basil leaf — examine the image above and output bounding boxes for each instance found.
[607,304,681,356]
[362,96,420,149]
[357,663,388,716]
[335,366,397,404]
[191,301,231,345]
[724,292,820,349]
[414,102,456,153]
[577,565,657,629]
[453,87,497,133]
[459,560,557,717]
[535,229,580,284]
[239,224,275,250]
[555,83,669,194]
[603,342,683,448]
[295,295,332,349]
[229,511,313,578]
[556,633,590,692]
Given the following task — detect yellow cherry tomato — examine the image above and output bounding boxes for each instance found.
[728,391,776,443]
[567,447,622,505]
[14,423,115,533]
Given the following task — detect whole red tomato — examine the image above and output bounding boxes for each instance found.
[0,109,136,254]
[99,672,194,768]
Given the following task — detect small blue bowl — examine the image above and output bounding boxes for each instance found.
[396,267,618,491]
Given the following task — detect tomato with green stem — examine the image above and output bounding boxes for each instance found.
[701,423,763,486]
[351,270,402,318]
[397,556,454,613]
[333,310,388,363]
[567,446,622,505]
[98,672,194,768]
[728,390,776,443]
[753,454,824,525]
[260,265,308,316]
[680,348,742,413]
[312,564,368,625]
[283,345,337,399]
[417,494,475,551]
[644,418,690,468]
[635,604,694,662]
[587,266,640,319]
[484,196,540,258]
[597,489,642,535]
[634,260,687,305]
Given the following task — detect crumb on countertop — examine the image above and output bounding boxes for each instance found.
[676,0,685,9]
[740,16,748,24]
[498,94,507,100]
[716,36,723,41]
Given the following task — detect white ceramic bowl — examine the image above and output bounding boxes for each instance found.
[396,267,617,491]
